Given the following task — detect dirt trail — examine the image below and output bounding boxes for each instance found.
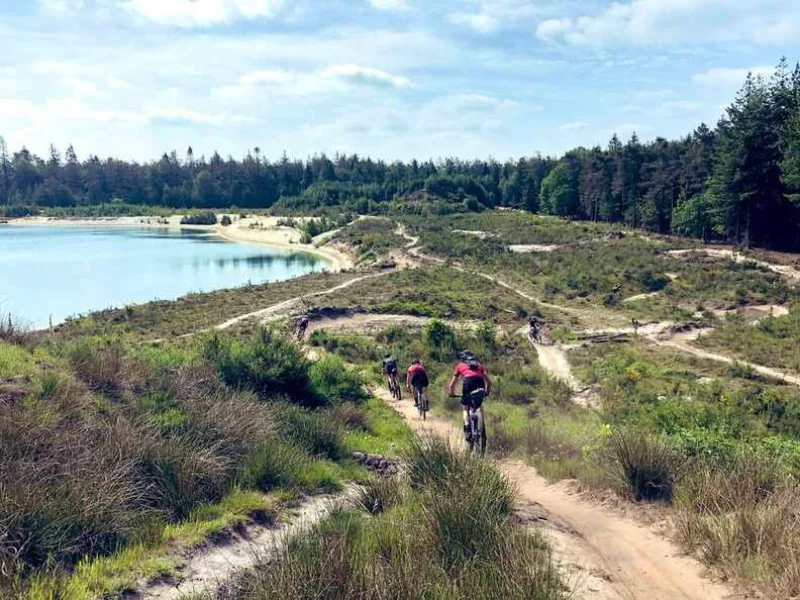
[667,248,800,282]
[215,271,392,330]
[140,491,352,600]
[655,332,800,386]
[375,389,736,600]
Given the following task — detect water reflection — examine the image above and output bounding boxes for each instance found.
[1,226,331,328]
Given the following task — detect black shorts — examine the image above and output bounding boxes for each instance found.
[410,372,429,388]
[461,376,486,409]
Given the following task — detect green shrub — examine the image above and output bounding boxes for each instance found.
[220,215,232,226]
[277,404,347,460]
[308,355,367,405]
[607,428,681,502]
[180,211,217,225]
[422,318,456,361]
[203,329,313,404]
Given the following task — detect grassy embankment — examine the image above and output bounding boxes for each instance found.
[216,437,566,600]
[403,212,792,325]
[323,216,409,265]
[698,301,800,373]
[0,321,411,599]
[53,271,354,341]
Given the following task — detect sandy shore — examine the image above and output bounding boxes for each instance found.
[8,215,354,271]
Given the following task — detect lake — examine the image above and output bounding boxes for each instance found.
[0,226,331,328]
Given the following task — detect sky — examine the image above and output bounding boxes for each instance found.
[1,0,798,163]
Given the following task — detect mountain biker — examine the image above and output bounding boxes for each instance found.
[529,316,542,342]
[295,314,309,340]
[382,353,399,395]
[406,359,429,407]
[448,351,491,441]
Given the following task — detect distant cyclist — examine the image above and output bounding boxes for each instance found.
[529,316,543,343]
[406,359,429,407]
[448,351,491,441]
[295,314,309,340]
[382,354,400,396]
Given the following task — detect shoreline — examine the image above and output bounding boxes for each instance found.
[8,215,354,271]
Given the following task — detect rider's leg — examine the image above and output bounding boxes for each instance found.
[462,407,471,439]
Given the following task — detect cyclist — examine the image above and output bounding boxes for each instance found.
[295,314,309,340]
[529,316,542,343]
[406,359,429,407]
[382,353,400,396]
[448,351,491,441]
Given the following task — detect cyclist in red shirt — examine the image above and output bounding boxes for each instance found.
[406,359,429,407]
[448,350,491,441]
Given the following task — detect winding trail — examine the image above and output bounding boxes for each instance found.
[215,271,393,330]
[139,491,353,600]
[667,248,800,282]
[374,388,736,600]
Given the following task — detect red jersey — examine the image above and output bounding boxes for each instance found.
[407,362,426,376]
[453,361,485,380]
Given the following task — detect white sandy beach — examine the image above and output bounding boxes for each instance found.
[8,214,354,271]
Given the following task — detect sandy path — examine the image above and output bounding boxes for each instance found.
[509,244,561,253]
[655,331,800,386]
[622,291,661,303]
[667,248,800,282]
[215,271,392,330]
[375,389,736,600]
[140,491,353,600]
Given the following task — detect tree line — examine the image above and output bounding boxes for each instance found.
[1,58,798,250]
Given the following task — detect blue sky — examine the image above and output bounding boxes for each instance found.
[1,0,798,162]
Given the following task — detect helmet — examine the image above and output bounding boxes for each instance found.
[411,358,421,365]
[385,353,392,359]
[459,350,473,361]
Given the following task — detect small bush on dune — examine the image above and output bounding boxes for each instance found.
[0,314,33,346]
[675,455,800,595]
[276,404,347,460]
[308,355,367,405]
[237,442,311,491]
[68,340,127,396]
[606,428,681,502]
[203,329,313,404]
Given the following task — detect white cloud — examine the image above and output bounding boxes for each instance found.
[144,106,256,126]
[321,64,410,88]
[213,64,410,99]
[368,0,406,10]
[107,76,133,90]
[559,121,589,131]
[123,0,285,27]
[449,12,500,34]
[536,0,800,46]
[39,0,85,13]
[660,100,705,114]
[0,99,37,120]
[693,66,775,87]
[59,77,102,97]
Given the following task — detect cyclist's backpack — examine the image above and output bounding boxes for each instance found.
[468,357,480,369]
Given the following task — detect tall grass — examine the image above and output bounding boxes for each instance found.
[1,332,365,595]
[675,455,800,596]
[220,437,565,600]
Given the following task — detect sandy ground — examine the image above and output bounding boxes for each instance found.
[373,386,737,600]
[140,491,355,600]
[509,243,561,253]
[10,215,354,271]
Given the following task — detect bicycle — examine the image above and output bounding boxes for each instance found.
[452,391,487,456]
[413,386,429,420]
[387,374,402,401]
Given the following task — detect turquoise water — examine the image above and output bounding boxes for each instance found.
[0,226,330,328]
